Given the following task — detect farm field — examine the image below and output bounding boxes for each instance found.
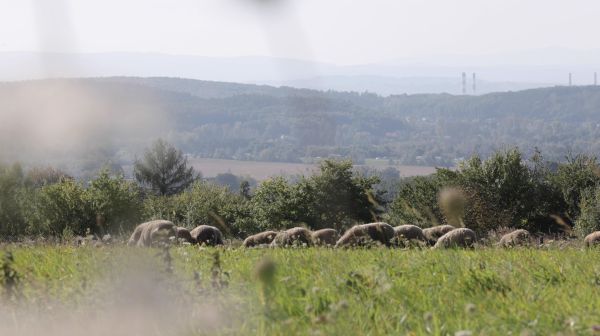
[1,245,599,335]
[188,158,437,180]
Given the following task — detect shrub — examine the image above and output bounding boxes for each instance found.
[250,177,307,231]
[30,179,91,236]
[24,166,71,188]
[86,169,143,234]
[308,160,383,230]
[0,163,28,237]
[250,160,384,231]
[574,187,600,236]
[143,181,255,237]
[387,148,567,234]
[26,169,143,236]
[550,154,600,222]
[386,172,454,227]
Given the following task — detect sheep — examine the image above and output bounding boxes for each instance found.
[422,225,456,245]
[127,224,144,246]
[311,228,339,246]
[128,220,177,247]
[175,226,196,244]
[584,231,600,247]
[190,225,224,246]
[335,222,395,248]
[499,229,530,247]
[393,224,426,241]
[433,228,477,249]
[270,227,313,247]
[242,230,277,247]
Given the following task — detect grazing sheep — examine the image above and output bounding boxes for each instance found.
[312,228,339,246]
[175,226,195,244]
[128,220,177,247]
[584,231,600,247]
[127,224,144,246]
[393,225,426,241]
[242,230,277,247]
[422,225,456,245]
[335,222,395,248]
[270,227,313,247]
[190,225,224,246]
[433,228,477,249]
[499,229,530,247]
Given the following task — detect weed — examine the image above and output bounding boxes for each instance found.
[1,250,20,301]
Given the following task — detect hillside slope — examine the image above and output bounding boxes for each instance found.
[1,77,599,171]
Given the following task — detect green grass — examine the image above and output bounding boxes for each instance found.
[1,245,600,335]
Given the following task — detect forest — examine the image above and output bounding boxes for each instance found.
[2,77,600,175]
[2,144,600,240]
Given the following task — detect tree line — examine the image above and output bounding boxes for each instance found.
[1,140,600,239]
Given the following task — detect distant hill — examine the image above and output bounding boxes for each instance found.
[3,51,594,95]
[260,75,552,95]
[1,77,600,175]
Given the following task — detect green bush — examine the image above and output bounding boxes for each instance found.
[0,163,28,237]
[387,149,567,234]
[386,173,451,227]
[250,176,313,231]
[143,181,255,237]
[574,187,600,236]
[87,170,143,234]
[308,160,383,230]
[30,179,91,236]
[24,169,144,237]
[142,194,178,223]
[550,154,600,222]
[250,160,384,231]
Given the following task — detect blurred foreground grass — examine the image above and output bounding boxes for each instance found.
[1,246,599,335]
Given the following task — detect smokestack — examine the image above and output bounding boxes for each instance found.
[462,72,466,95]
[472,73,476,94]
[595,72,597,86]
[569,73,572,86]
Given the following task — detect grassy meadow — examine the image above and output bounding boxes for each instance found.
[1,245,599,335]
[186,158,436,180]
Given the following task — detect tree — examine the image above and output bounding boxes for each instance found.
[87,169,143,234]
[574,186,600,236]
[239,180,251,199]
[31,179,91,236]
[134,139,198,196]
[386,174,449,227]
[250,177,309,231]
[550,154,600,221]
[0,163,27,236]
[142,181,255,237]
[308,160,383,230]
[250,160,383,231]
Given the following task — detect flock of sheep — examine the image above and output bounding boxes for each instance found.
[127,219,600,248]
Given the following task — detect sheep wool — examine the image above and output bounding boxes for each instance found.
[128,220,177,247]
[422,225,456,245]
[433,228,477,249]
[584,231,600,247]
[312,228,339,246]
[242,231,278,247]
[270,227,313,247]
[335,222,395,247]
[393,224,426,241]
[190,225,224,246]
[499,229,530,247]
[175,226,195,244]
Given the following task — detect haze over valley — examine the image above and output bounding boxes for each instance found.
[2,76,600,178]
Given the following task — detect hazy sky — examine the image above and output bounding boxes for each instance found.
[1,0,599,65]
